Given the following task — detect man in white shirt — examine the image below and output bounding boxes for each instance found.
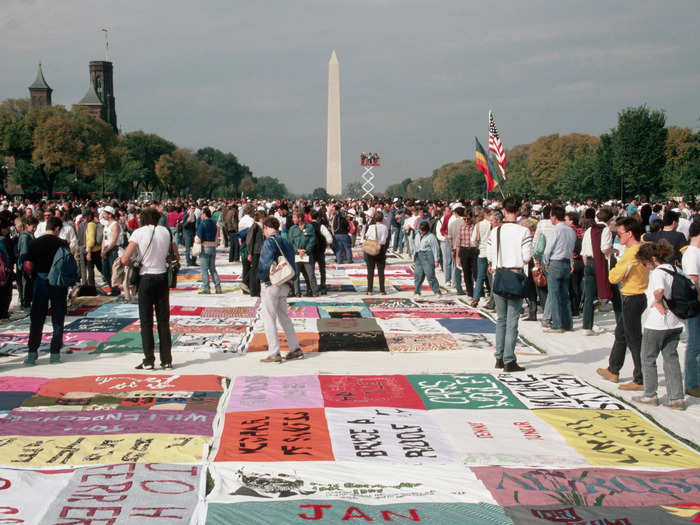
[486,197,532,372]
[533,205,555,327]
[682,221,700,397]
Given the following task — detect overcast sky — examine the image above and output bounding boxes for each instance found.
[2,0,698,192]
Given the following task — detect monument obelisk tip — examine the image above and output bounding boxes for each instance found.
[329,50,338,64]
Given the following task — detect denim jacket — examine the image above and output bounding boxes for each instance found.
[258,234,298,285]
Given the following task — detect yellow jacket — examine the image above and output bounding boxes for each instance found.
[609,244,649,296]
[85,222,101,253]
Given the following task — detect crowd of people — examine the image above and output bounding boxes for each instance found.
[360,152,380,165]
[0,194,697,410]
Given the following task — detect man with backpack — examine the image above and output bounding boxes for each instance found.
[23,216,78,365]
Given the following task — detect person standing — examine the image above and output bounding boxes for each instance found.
[486,197,532,372]
[363,211,389,295]
[257,216,303,363]
[472,207,492,307]
[289,211,318,297]
[310,210,330,295]
[196,207,222,295]
[245,211,265,297]
[121,208,177,370]
[23,217,70,365]
[682,221,700,398]
[332,205,352,264]
[447,207,466,296]
[455,208,478,299]
[597,217,649,391]
[633,241,686,410]
[224,204,239,262]
[100,206,120,292]
[541,205,576,333]
[413,221,441,296]
[436,206,452,286]
[643,210,688,266]
[84,211,102,287]
[182,205,197,266]
[17,216,37,308]
[0,219,13,318]
[581,208,615,335]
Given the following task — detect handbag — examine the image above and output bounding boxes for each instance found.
[269,236,295,286]
[166,228,180,289]
[532,264,547,288]
[191,238,201,258]
[129,226,156,287]
[492,225,528,299]
[362,225,382,256]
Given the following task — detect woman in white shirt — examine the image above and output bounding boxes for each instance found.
[633,240,685,410]
[362,211,389,295]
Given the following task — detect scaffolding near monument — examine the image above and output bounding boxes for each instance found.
[360,152,380,198]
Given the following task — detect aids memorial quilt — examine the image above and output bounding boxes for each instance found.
[207,372,700,523]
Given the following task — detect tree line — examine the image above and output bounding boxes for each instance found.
[385,105,700,201]
[0,98,293,200]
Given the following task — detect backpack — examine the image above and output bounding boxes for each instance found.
[0,253,7,287]
[95,222,104,246]
[533,233,547,260]
[659,266,700,319]
[311,222,327,254]
[48,245,79,288]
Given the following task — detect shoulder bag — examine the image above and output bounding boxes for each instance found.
[269,236,295,286]
[492,225,528,299]
[362,224,382,256]
[129,226,156,288]
[166,227,180,289]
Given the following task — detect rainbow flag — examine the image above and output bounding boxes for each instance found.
[475,137,497,192]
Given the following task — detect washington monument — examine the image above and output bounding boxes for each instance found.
[326,50,342,195]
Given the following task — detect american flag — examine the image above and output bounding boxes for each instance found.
[488,111,507,179]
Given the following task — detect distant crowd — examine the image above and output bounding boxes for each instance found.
[0,194,698,405]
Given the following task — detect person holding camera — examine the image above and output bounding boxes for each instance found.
[120,208,178,370]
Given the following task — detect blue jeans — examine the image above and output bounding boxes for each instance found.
[102,247,117,287]
[169,226,179,247]
[548,259,572,330]
[686,314,700,390]
[441,240,452,282]
[414,251,440,294]
[494,291,523,364]
[183,229,195,265]
[334,234,352,264]
[452,263,464,294]
[474,257,489,301]
[199,246,221,292]
[391,226,402,252]
[28,277,67,356]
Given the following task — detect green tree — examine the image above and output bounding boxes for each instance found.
[32,109,117,197]
[252,176,288,199]
[611,105,667,200]
[553,152,598,200]
[196,147,244,195]
[154,148,200,197]
[594,133,615,200]
[311,187,330,200]
[527,133,599,197]
[120,131,176,192]
[239,175,256,196]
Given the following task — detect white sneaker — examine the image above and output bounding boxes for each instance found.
[445,281,452,287]
[583,329,595,336]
